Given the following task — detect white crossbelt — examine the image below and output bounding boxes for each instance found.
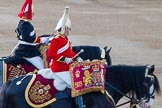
[57,41,70,54]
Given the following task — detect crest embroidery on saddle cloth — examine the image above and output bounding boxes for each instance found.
[2,61,37,84]
[70,59,107,97]
[25,74,58,108]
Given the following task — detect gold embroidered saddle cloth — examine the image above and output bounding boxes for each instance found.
[70,59,107,97]
[25,74,59,108]
[2,61,37,84]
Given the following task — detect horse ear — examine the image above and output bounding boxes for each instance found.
[149,64,155,73]
[147,64,155,74]
[106,47,112,54]
[103,46,108,51]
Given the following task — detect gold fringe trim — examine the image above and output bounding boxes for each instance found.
[2,61,7,84]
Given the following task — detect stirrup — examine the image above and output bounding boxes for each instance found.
[75,96,84,108]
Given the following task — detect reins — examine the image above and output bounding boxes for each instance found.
[105,82,139,107]
[105,74,156,108]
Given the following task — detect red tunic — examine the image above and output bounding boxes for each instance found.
[47,35,76,72]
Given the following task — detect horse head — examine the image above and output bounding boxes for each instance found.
[105,64,161,108]
[138,64,161,108]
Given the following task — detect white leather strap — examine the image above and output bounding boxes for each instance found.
[57,41,70,54]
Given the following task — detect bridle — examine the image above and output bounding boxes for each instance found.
[105,82,139,107]
[137,75,155,108]
[105,75,155,108]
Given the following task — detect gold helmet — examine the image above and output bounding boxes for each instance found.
[55,6,71,34]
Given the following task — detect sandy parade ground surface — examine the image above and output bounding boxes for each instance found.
[0,0,162,107]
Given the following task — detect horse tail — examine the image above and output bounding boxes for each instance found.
[153,74,161,95]
[0,80,12,108]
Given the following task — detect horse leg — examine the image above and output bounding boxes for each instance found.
[0,81,11,108]
[0,58,3,86]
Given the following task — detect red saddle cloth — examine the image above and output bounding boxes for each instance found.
[70,60,107,97]
[2,61,37,84]
[25,74,59,108]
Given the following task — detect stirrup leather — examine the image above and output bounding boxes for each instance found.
[75,96,84,108]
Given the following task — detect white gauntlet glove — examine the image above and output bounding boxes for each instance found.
[76,57,83,62]
[65,57,73,64]
[41,37,50,44]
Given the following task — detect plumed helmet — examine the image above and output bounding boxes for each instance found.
[15,21,36,42]
[18,0,33,20]
[55,6,71,34]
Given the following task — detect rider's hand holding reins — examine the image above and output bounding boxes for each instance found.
[40,37,50,44]
[65,57,73,64]
[76,57,83,62]
[65,49,84,64]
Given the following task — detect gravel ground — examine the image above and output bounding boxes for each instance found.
[0,0,162,107]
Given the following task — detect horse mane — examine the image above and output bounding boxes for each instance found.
[72,45,103,61]
[106,64,148,98]
[152,74,161,95]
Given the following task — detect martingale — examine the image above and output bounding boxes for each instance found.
[69,59,107,97]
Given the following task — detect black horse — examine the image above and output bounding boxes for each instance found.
[105,64,161,108]
[0,45,112,86]
[0,64,160,108]
[0,75,115,108]
[73,46,112,65]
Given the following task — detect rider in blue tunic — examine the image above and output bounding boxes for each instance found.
[5,0,49,70]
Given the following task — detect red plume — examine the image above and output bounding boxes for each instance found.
[18,0,33,20]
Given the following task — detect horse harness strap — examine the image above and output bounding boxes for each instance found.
[144,75,155,103]
[105,82,139,107]
[105,90,115,107]
[75,96,85,108]
[105,82,132,100]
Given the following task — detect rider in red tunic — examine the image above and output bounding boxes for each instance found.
[38,6,84,107]
[38,6,83,91]
[47,33,76,72]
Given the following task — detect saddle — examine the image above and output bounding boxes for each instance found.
[25,59,107,107]
[25,74,69,108]
[1,44,48,84]
[2,55,38,84]
[4,55,31,65]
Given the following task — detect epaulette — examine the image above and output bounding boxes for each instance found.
[54,35,65,39]
[54,35,59,39]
